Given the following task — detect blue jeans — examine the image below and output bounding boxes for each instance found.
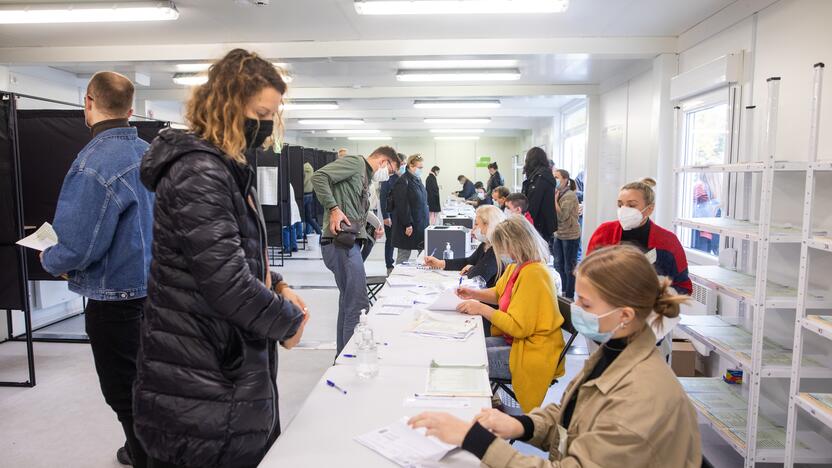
[322,242,370,354]
[553,237,580,299]
[486,337,511,380]
[303,193,322,235]
[282,222,303,251]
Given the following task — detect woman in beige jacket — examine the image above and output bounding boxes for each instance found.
[552,169,581,299]
[410,245,701,468]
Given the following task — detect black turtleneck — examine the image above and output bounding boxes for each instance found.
[91,118,130,138]
[620,218,652,252]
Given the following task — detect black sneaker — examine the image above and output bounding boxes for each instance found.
[116,446,133,466]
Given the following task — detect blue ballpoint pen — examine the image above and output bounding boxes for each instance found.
[326,380,347,394]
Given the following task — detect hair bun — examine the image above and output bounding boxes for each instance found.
[654,277,686,319]
[641,177,657,188]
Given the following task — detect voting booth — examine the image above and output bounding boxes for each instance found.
[424,225,470,260]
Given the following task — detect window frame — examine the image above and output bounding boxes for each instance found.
[558,100,588,176]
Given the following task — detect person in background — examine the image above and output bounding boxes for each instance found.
[313,145,399,354]
[303,159,321,235]
[692,173,721,255]
[379,154,404,270]
[282,184,303,253]
[504,192,534,225]
[553,169,581,299]
[491,186,510,210]
[426,165,441,225]
[587,178,691,295]
[392,154,430,264]
[452,215,565,412]
[136,49,308,468]
[486,162,504,195]
[337,147,348,159]
[40,72,152,468]
[467,181,492,207]
[455,174,476,200]
[408,246,701,468]
[424,205,506,288]
[521,147,558,251]
[574,169,586,261]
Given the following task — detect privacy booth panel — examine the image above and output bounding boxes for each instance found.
[0,98,26,309]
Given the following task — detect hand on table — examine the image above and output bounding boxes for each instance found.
[329,207,349,233]
[405,226,414,237]
[408,412,473,447]
[455,287,478,300]
[456,300,492,317]
[424,256,446,269]
[474,408,525,440]
[460,265,473,275]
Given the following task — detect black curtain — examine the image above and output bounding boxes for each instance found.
[0,96,26,309]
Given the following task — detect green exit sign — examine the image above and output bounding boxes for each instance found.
[476,156,491,168]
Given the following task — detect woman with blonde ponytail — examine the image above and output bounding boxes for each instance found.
[409,245,701,467]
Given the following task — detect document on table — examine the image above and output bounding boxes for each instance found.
[355,417,456,468]
[256,167,278,205]
[387,276,421,287]
[382,296,416,308]
[406,314,477,341]
[424,361,491,397]
[426,287,464,311]
[16,222,58,251]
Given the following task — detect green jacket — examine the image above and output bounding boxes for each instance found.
[303,162,314,193]
[311,154,373,239]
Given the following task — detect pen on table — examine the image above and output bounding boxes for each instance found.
[326,380,347,395]
[342,354,357,358]
[458,276,463,287]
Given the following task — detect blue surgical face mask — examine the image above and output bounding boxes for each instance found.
[398,165,406,175]
[414,167,423,177]
[556,179,561,188]
[571,304,622,344]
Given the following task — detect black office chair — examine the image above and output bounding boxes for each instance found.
[490,296,579,411]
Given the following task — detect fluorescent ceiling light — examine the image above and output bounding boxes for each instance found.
[435,136,481,141]
[175,62,291,80]
[283,101,340,111]
[430,129,485,134]
[397,69,521,82]
[414,100,501,109]
[424,118,491,124]
[327,129,381,134]
[0,1,179,24]
[299,119,364,125]
[173,73,208,86]
[348,136,392,141]
[400,60,518,69]
[355,0,568,15]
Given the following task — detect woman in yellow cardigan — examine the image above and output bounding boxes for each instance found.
[456,215,565,412]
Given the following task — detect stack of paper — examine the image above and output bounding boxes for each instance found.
[424,361,491,397]
[355,417,456,467]
[16,223,58,251]
[406,314,477,341]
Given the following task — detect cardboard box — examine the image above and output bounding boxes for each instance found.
[671,339,697,377]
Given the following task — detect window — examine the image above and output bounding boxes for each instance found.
[676,91,731,257]
[559,101,587,181]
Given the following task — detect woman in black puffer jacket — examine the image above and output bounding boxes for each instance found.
[134,49,309,468]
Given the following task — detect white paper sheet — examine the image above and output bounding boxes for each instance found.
[354,417,456,468]
[426,287,464,311]
[425,362,491,397]
[16,222,58,251]
[257,167,279,205]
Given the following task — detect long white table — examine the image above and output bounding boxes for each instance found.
[260,266,489,467]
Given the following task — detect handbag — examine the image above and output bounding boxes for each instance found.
[334,220,361,249]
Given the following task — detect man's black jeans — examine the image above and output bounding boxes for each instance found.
[85,298,147,468]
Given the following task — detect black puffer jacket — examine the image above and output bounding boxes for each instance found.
[134,130,304,468]
[522,168,558,240]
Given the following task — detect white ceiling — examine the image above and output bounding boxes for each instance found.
[0,0,740,135]
[0,0,736,47]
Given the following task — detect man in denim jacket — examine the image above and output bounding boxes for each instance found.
[41,72,153,468]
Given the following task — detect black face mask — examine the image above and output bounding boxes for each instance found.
[244,118,274,150]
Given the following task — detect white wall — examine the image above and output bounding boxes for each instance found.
[294,136,522,202]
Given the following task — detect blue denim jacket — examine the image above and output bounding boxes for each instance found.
[42,127,154,301]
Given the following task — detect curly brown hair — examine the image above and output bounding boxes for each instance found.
[185,49,287,163]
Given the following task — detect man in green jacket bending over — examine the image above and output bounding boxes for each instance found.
[312,146,401,354]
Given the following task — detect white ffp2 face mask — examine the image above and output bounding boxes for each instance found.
[373,165,390,183]
[617,206,646,231]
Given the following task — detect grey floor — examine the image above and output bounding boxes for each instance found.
[0,240,586,467]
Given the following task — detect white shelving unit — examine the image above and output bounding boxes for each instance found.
[785,63,832,467]
[676,64,832,467]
